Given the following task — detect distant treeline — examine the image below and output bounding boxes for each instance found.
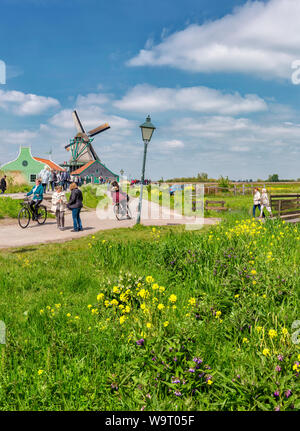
[165,173,300,183]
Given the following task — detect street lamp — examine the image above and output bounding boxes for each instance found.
[136,115,156,225]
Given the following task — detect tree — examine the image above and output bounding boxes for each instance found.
[197,172,208,181]
[268,174,279,182]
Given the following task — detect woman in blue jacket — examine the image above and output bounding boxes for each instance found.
[26,178,44,221]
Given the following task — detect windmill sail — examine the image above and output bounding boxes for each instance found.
[72,110,85,134]
[88,123,110,137]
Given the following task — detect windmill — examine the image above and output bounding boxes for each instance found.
[64,110,110,171]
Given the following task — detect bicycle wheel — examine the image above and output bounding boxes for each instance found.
[113,204,122,220]
[18,207,30,229]
[36,205,47,225]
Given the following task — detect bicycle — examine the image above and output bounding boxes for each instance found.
[113,201,132,221]
[18,198,47,229]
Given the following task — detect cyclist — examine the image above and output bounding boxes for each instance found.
[26,178,44,221]
[110,180,129,216]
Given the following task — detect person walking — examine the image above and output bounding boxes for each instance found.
[68,182,83,232]
[51,185,67,230]
[253,187,261,218]
[50,170,57,192]
[39,166,50,194]
[65,170,71,191]
[0,175,7,194]
[260,188,272,218]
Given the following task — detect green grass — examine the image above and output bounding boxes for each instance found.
[0,197,22,219]
[0,219,299,411]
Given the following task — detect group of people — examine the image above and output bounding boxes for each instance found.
[39,166,82,193]
[26,178,83,232]
[253,187,273,218]
[130,179,151,186]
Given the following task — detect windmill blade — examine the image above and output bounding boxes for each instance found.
[88,123,110,137]
[89,143,100,161]
[72,110,85,134]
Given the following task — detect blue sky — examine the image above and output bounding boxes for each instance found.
[1,0,300,180]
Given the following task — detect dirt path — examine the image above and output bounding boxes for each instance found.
[0,194,220,248]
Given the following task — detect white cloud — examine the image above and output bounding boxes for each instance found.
[76,93,110,107]
[114,84,267,115]
[0,89,60,115]
[128,0,300,80]
[162,139,185,149]
[0,129,37,145]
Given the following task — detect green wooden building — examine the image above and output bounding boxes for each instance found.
[1,146,65,184]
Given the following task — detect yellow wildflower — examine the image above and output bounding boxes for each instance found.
[169,294,177,303]
[188,297,196,306]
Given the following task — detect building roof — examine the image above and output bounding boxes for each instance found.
[71,161,95,175]
[33,157,65,171]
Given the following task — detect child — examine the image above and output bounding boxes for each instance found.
[51,185,67,230]
[253,188,261,218]
[260,188,273,218]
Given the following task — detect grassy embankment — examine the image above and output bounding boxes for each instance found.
[0,216,299,411]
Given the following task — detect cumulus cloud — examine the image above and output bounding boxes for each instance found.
[0,129,37,145]
[76,93,110,107]
[0,89,60,115]
[128,0,300,79]
[162,139,185,149]
[114,84,267,115]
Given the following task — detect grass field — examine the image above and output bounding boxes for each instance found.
[0,215,299,411]
[0,197,22,219]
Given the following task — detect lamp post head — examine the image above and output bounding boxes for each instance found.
[140,115,156,143]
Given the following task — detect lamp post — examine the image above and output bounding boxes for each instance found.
[136,115,156,225]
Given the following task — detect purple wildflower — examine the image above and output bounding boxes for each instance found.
[274,406,280,411]
[136,338,144,346]
[275,366,281,372]
[188,368,195,373]
[171,377,180,384]
[285,390,292,398]
[277,355,284,361]
[174,390,182,397]
[193,357,203,365]
[274,391,280,397]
